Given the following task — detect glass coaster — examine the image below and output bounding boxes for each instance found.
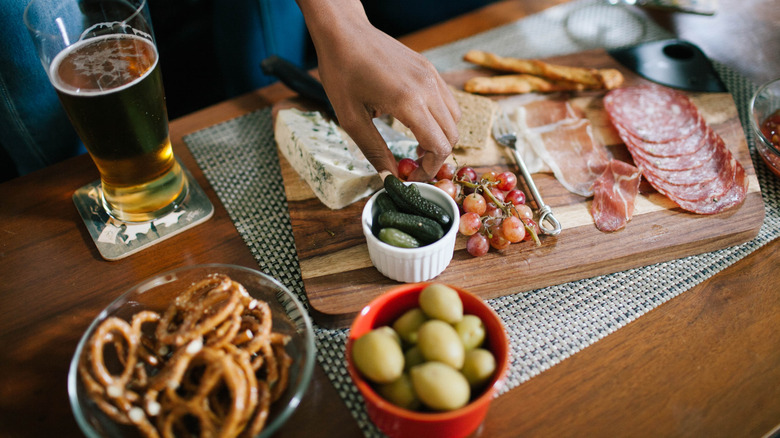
[73,165,214,261]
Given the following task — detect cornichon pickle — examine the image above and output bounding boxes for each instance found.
[383,175,452,227]
[378,227,421,249]
[378,211,444,244]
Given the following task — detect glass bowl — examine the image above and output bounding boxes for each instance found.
[750,77,780,178]
[68,264,316,437]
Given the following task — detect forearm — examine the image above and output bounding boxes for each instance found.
[295,0,371,52]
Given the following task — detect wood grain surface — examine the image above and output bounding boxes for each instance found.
[278,48,765,328]
[1,1,777,437]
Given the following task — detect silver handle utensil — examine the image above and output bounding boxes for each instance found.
[492,110,561,236]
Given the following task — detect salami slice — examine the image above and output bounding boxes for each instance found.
[669,158,748,214]
[611,115,709,159]
[604,85,748,215]
[604,84,700,143]
[591,159,642,232]
[628,128,728,187]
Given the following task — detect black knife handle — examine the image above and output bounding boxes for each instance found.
[260,55,336,118]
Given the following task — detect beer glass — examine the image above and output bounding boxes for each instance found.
[24,0,187,222]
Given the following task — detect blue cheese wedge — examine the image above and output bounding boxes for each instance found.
[275,108,381,209]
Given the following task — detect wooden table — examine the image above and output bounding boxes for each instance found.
[1,0,778,436]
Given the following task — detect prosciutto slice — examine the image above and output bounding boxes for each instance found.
[502,95,584,174]
[591,159,642,232]
[530,119,610,197]
[604,85,747,215]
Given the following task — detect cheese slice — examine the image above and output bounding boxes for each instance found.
[275,108,381,210]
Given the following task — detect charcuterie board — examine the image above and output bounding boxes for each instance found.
[274,48,764,328]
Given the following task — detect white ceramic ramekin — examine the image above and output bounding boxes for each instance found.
[362,182,460,283]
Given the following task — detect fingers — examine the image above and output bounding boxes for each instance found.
[397,93,459,181]
[337,113,399,178]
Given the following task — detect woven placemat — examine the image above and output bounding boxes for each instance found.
[183,1,779,435]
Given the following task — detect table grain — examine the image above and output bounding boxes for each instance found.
[0,0,777,436]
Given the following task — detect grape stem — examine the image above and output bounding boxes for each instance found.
[454,178,541,246]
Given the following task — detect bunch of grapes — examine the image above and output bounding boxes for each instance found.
[398,158,541,257]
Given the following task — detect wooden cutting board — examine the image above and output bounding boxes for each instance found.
[274,48,765,328]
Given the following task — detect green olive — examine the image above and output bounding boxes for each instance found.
[404,345,425,372]
[392,307,427,344]
[374,325,402,345]
[419,283,463,323]
[461,348,496,388]
[454,314,486,350]
[352,328,404,384]
[416,319,465,369]
[410,361,470,411]
[376,373,420,410]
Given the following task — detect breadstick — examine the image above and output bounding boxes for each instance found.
[463,50,623,90]
[464,74,588,94]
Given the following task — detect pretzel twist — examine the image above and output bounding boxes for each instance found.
[79,274,294,438]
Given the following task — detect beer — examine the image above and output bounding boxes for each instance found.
[51,34,186,222]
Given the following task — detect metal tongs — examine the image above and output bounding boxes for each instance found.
[492,110,561,236]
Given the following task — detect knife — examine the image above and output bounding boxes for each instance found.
[260,55,419,158]
[608,39,727,93]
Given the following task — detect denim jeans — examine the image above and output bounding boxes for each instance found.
[0,0,307,179]
[0,0,84,179]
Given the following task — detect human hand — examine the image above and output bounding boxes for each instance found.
[297,0,460,182]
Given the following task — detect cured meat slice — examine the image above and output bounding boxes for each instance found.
[518,98,583,129]
[604,85,748,215]
[625,134,713,172]
[669,157,748,214]
[604,84,700,143]
[530,119,610,197]
[629,128,729,187]
[591,159,642,232]
[611,115,709,159]
[500,95,583,174]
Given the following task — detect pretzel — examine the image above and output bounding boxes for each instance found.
[463,49,624,92]
[79,274,294,438]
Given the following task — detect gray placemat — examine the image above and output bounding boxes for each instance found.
[183,1,779,435]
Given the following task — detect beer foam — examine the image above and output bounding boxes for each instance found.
[50,32,158,96]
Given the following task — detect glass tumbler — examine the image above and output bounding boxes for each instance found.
[24,0,188,222]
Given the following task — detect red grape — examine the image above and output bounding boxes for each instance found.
[501,216,525,243]
[481,171,498,182]
[522,219,541,242]
[466,233,489,256]
[459,212,481,236]
[462,193,487,215]
[398,158,419,180]
[488,226,511,250]
[435,179,458,200]
[496,171,517,191]
[456,166,478,183]
[436,163,456,180]
[505,189,526,206]
[514,204,533,221]
[487,187,505,203]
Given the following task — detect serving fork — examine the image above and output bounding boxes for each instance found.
[492,110,562,236]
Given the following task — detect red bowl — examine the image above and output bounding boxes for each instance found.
[346,283,510,438]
